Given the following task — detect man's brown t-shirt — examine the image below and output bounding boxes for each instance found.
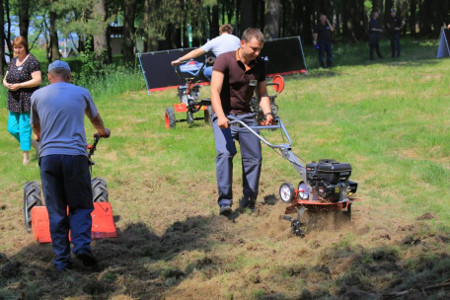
[213,50,266,115]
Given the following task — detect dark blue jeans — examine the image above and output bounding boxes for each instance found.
[40,155,93,270]
[212,113,262,207]
[390,33,401,57]
[318,40,333,67]
[369,34,383,60]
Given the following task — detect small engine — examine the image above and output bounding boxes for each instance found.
[177,85,200,105]
[306,159,358,202]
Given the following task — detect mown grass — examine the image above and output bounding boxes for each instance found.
[0,38,449,298]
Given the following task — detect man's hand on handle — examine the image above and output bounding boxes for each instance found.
[218,116,230,129]
[262,113,274,126]
[98,128,111,138]
[171,59,182,67]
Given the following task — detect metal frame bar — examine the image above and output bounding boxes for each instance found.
[228,117,309,190]
[297,35,308,74]
[137,53,151,95]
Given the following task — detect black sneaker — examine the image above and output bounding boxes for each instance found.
[76,251,98,267]
[239,198,255,210]
[219,205,232,216]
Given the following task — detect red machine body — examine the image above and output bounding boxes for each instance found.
[31,202,117,243]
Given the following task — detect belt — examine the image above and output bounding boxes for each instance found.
[228,110,252,116]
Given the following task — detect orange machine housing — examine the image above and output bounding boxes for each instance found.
[31,202,118,243]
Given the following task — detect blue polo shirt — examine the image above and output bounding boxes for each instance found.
[31,82,98,158]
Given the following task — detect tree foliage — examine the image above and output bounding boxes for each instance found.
[1,0,449,67]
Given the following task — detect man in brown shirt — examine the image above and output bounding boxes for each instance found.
[210,28,273,216]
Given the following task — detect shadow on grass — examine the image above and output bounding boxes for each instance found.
[0,215,227,299]
[1,214,449,299]
[278,228,450,299]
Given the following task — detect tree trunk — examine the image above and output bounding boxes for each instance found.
[49,10,60,61]
[372,0,383,25]
[419,0,432,36]
[342,0,366,42]
[335,1,341,38]
[301,0,313,44]
[0,0,5,76]
[93,0,108,61]
[239,0,255,34]
[210,5,219,38]
[409,0,417,37]
[231,0,237,35]
[5,0,12,56]
[221,2,225,24]
[123,0,136,64]
[18,0,30,41]
[384,0,393,26]
[143,0,150,52]
[264,0,280,39]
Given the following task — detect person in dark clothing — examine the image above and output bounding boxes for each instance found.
[210,28,273,216]
[387,9,405,58]
[369,11,384,60]
[313,14,334,68]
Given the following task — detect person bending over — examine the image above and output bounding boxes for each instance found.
[171,24,240,80]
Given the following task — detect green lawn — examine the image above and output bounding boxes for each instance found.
[0,39,449,299]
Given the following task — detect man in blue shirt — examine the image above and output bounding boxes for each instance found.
[31,60,111,271]
[171,24,240,80]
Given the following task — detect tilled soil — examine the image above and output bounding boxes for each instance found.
[1,184,449,299]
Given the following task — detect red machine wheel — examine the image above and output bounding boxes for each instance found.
[165,107,176,129]
[271,75,285,94]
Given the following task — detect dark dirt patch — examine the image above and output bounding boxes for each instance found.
[0,261,21,278]
[417,212,438,220]
[0,207,448,299]
[82,280,111,296]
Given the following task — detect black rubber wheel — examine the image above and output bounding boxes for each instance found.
[165,107,176,129]
[187,111,194,124]
[92,177,108,202]
[204,106,212,125]
[23,181,43,232]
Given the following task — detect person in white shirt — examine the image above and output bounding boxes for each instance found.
[171,24,240,80]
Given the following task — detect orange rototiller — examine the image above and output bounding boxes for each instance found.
[228,117,360,237]
[23,134,117,243]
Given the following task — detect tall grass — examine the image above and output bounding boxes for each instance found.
[1,53,145,108]
[79,65,145,103]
